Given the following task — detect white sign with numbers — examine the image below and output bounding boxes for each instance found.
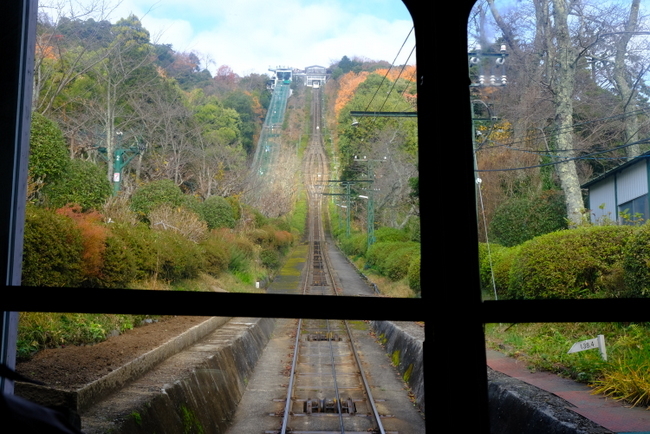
[568,335,607,361]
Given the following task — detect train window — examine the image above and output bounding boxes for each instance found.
[18,0,420,300]
[471,0,650,301]
[1,0,430,424]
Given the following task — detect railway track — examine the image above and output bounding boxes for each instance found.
[274,87,392,434]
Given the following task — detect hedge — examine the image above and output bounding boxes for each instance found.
[22,206,84,287]
[508,226,635,299]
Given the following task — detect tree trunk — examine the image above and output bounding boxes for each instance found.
[551,0,584,226]
[613,0,641,158]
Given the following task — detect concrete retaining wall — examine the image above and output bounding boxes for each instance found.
[81,317,276,434]
[487,368,612,434]
[370,320,425,415]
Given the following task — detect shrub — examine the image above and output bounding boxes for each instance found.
[198,195,236,229]
[153,229,204,281]
[374,227,410,243]
[407,253,420,292]
[509,226,635,299]
[130,179,185,217]
[366,241,418,276]
[623,222,650,297]
[199,235,231,277]
[478,243,521,299]
[55,205,108,282]
[260,248,281,269]
[384,244,420,281]
[28,112,69,185]
[228,237,255,273]
[93,234,137,288]
[340,232,367,257]
[43,159,112,211]
[22,206,84,287]
[149,204,208,243]
[489,190,567,247]
[109,223,159,281]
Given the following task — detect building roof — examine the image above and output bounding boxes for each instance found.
[581,150,650,188]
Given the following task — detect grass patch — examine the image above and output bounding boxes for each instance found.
[486,322,650,407]
[17,312,154,361]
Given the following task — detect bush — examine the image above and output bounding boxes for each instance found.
[366,241,418,276]
[43,159,112,211]
[149,204,208,243]
[260,248,281,269]
[199,235,231,277]
[384,244,420,281]
[22,206,84,287]
[92,234,137,288]
[478,243,521,299]
[153,229,204,281]
[109,223,159,281]
[489,190,567,247]
[407,253,420,292]
[55,205,108,282]
[509,226,635,299]
[374,227,410,243]
[198,195,236,229]
[28,112,69,184]
[130,179,185,217]
[340,232,368,257]
[623,222,650,297]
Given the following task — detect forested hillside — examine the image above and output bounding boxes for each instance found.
[26,3,420,296]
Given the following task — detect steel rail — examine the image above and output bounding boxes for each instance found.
[344,319,386,434]
[326,319,346,433]
[280,318,303,434]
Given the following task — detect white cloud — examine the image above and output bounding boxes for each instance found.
[50,0,415,75]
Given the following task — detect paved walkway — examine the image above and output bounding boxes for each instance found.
[487,349,650,433]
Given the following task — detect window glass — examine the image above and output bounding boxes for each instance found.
[485,321,650,431]
[471,0,650,300]
[27,0,418,299]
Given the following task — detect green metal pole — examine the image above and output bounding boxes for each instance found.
[367,190,375,250]
[346,183,351,238]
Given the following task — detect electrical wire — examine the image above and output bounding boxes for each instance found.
[476,135,650,172]
[362,27,414,114]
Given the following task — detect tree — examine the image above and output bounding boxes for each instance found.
[478,0,650,227]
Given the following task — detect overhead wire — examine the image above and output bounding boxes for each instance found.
[476,135,650,172]
[362,26,414,114]
[474,106,650,153]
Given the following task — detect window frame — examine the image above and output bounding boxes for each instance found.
[4,1,611,432]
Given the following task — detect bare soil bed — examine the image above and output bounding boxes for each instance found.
[15,316,211,390]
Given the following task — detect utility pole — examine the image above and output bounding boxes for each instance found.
[354,156,386,250]
[468,45,508,218]
[323,179,373,238]
[98,132,143,196]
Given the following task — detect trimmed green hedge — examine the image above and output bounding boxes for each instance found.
[623,222,650,297]
[508,226,635,299]
[22,206,84,287]
[478,243,521,299]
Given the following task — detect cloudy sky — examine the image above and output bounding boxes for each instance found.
[44,0,416,76]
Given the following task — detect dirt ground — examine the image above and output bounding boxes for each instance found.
[15,316,211,390]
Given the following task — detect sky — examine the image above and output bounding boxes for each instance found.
[43,0,416,76]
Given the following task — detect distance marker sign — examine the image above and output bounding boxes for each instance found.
[567,335,607,361]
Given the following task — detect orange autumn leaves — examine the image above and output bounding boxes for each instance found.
[334,65,417,118]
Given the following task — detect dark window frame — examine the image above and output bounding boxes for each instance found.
[10,1,650,432]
